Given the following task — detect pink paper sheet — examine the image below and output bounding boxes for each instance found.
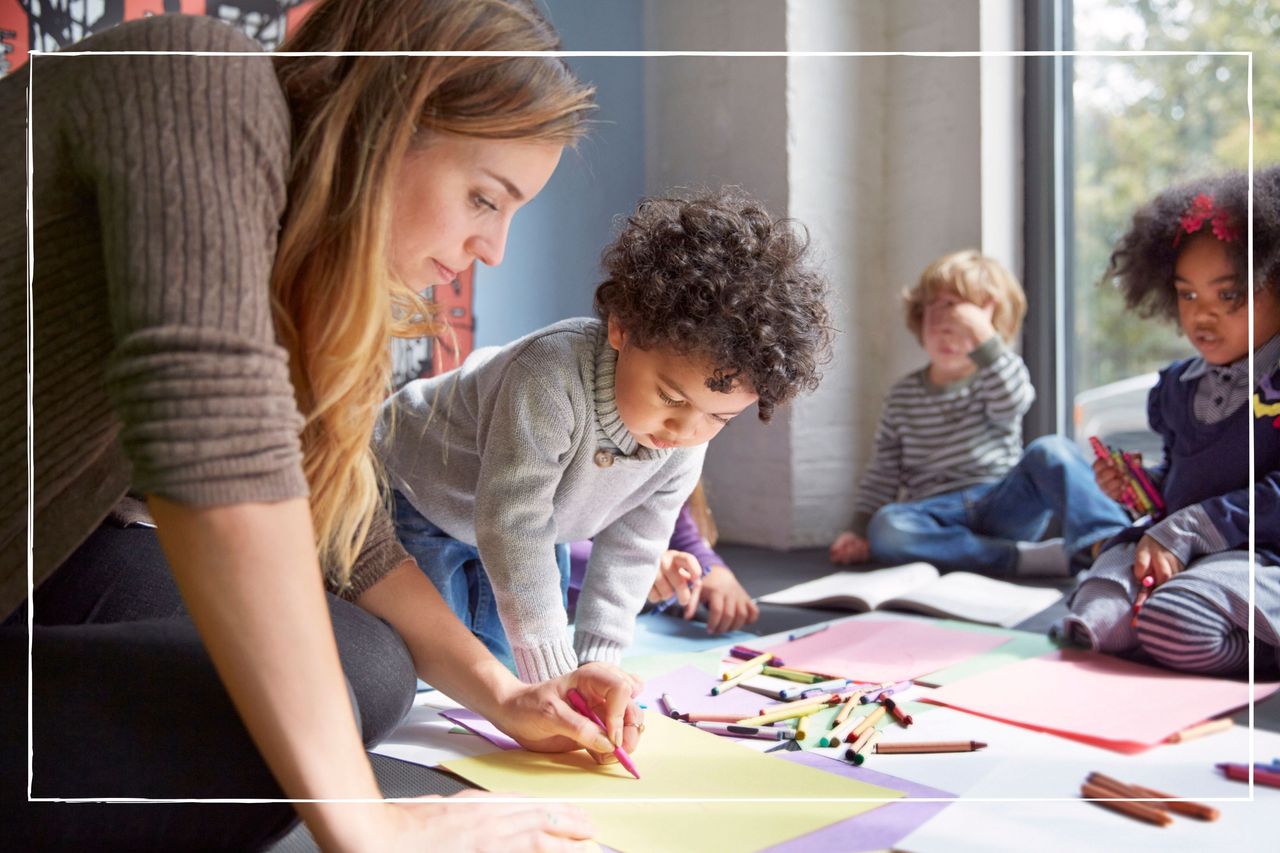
[763,618,1011,683]
[921,648,1280,752]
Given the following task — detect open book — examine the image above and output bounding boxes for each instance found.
[758,562,1063,628]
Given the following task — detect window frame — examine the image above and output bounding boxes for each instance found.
[1023,0,1075,441]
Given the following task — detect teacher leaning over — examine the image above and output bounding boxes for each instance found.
[0,1,642,849]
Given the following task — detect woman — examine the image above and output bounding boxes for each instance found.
[0,1,642,849]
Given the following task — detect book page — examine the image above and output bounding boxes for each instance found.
[758,563,940,611]
[880,572,1063,628]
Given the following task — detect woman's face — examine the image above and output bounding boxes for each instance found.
[389,135,564,290]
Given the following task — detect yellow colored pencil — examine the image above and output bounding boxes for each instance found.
[738,700,835,727]
[831,691,866,728]
[711,664,763,695]
[795,712,814,742]
[723,651,772,681]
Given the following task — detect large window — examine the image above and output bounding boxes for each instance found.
[1028,0,1277,453]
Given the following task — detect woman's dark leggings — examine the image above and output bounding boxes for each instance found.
[1,522,417,851]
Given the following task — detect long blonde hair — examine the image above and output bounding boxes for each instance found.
[272,0,595,589]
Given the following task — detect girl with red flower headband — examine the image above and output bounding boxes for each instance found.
[1058,166,1280,677]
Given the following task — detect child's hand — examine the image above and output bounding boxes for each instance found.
[649,550,703,610]
[696,564,759,634]
[1092,455,1128,503]
[1133,534,1183,588]
[947,298,997,349]
[829,531,871,564]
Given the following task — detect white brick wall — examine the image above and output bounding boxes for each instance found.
[642,0,1010,549]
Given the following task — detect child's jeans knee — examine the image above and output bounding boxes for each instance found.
[1021,434,1077,470]
[390,491,515,670]
[865,505,920,563]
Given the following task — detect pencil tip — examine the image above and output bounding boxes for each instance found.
[974,741,988,749]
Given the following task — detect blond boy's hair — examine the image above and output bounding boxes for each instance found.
[903,250,1027,345]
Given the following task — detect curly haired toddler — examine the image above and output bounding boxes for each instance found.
[1059,166,1280,677]
[375,188,833,682]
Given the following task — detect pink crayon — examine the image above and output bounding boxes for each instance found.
[566,688,640,779]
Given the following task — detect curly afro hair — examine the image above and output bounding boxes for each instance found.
[593,188,833,422]
[1104,165,1280,322]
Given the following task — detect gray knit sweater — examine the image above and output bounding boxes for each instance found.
[375,318,705,682]
[1,16,409,616]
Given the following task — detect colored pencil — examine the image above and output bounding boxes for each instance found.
[711,665,763,695]
[795,712,814,742]
[738,698,841,727]
[1217,763,1280,788]
[849,704,887,740]
[761,665,827,684]
[723,651,772,681]
[729,646,784,666]
[882,696,914,727]
[822,713,865,748]
[1166,717,1232,743]
[874,740,987,754]
[788,624,831,641]
[690,722,796,741]
[756,691,855,717]
[844,730,882,765]
[1086,772,1219,822]
[1080,781,1172,827]
[1131,574,1155,626]
[831,691,866,728]
[677,712,753,724]
[566,688,639,780]
[779,678,851,701]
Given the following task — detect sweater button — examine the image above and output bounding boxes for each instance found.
[594,449,615,468]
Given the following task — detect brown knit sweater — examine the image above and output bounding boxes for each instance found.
[0,15,408,617]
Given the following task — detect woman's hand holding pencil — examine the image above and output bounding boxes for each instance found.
[495,662,645,766]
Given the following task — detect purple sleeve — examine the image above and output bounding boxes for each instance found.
[668,503,724,575]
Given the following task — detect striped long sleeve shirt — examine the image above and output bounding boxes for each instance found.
[850,338,1035,535]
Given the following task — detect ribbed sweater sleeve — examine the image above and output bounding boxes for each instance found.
[473,362,580,682]
[69,18,306,505]
[575,450,703,667]
[969,337,1036,424]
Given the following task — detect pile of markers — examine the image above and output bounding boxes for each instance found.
[1089,436,1165,521]
[661,643,986,765]
[1217,757,1280,788]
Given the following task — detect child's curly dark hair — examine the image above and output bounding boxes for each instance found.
[1104,165,1280,321]
[594,188,833,422]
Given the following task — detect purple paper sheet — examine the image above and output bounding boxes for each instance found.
[440,707,521,750]
[637,664,782,719]
[765,751,955,853]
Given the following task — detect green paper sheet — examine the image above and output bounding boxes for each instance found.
[622,647,725,681]
[441,713,904,853]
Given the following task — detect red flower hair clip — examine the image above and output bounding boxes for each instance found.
[1174,193,1242,247]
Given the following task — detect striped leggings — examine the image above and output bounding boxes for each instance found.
[1066,548,1280,677]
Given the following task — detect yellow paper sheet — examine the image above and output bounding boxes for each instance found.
[440,713,903,853]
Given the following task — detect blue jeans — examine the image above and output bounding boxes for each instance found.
[866,436,1130,576]
[391,490,570,672]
